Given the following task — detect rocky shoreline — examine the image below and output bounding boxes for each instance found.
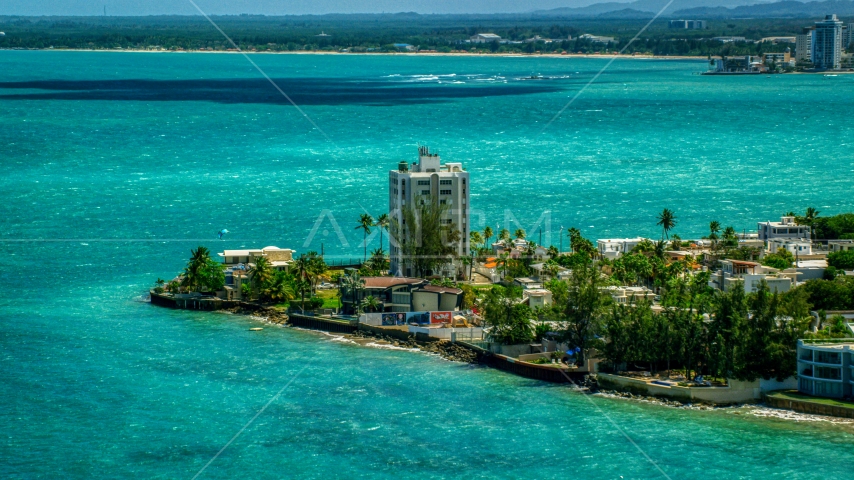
[222,304,291,325]
[218,305,479,363]
[212,306,851,422]
[350,329,479,363]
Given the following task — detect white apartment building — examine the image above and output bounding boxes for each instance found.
[812,14,844,69]
[757,216,810,241]
[388,146,470,279]
[597,238,646,259]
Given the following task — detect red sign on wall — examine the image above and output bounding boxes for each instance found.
[430,311,452,324]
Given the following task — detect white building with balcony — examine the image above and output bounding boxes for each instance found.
[757,216,810,242]
[797,339,854,399]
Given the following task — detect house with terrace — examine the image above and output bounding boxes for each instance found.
[709,259,796,294]
[340,276,463,315]
[217,246,295,270]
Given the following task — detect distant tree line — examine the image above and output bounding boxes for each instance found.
[0,15,810,57]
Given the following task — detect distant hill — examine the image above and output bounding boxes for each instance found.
[532,0,780,17]
[673,0,854,18]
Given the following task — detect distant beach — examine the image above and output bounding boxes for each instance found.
[1,47,711,61]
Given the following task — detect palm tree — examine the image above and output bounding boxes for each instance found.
[340,271,365,314]
[460,255,473,281]
[483,226,493,250]
[498,228,510,242]
[497,252,511,278]
[656,208,677,241]
[804,207,820,241]
[265,272,296,303]
[514,228,526,240]
[368,247,388,273]
[470,231,483,255]
[361,295,382,313]
[669,234,682,252]
[249,257,274,296]
[374,213,389,254]
[568,227,581,253]
[356,213,374,263]
[183,246,213,292]
[709,220,721,237]
[292,255,310,311]
[708,220,721,250]
[722,226,738,251]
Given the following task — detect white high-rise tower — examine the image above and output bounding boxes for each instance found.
[388,146,470,279]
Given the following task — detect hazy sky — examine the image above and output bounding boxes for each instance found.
[3,0,624,16]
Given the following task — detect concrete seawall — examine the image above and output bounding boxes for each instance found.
[149,291,238,311]
[766,394,854,419]
[289,314,358,334]
[597,373,760,404]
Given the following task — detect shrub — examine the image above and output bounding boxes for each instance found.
[828,250,854,270]
[761,248,794,270]
[308,296,324,310]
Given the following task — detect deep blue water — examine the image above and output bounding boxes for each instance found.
[2,51,854,479]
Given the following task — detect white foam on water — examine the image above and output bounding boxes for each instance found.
[364,342,421,352]
[743,406,854,424]
[322,332,357,345]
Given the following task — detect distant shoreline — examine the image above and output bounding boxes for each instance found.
[0,48,710,61]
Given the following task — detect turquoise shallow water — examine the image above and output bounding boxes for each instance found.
[2,51,854,478]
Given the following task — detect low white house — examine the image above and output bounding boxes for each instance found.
[793,259,828,281]
[767,239,812,257]
[710,259,795,294]
[597,238,646,259]
[523,289,553,309]
[579,34,616,43]
[218,246,295,269]
[470,33,502,43]
[530,262,571,282]
[829,240,854,253]
[601,286,656,304]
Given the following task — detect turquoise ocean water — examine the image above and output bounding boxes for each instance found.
[1,51,854,478]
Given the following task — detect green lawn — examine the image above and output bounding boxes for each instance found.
[316,288,340,309]
[767,390,854,409]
